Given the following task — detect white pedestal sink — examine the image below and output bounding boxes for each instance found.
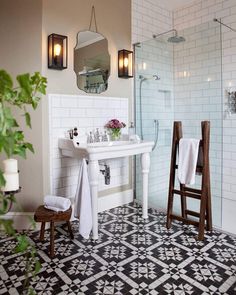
[58,138,154,239]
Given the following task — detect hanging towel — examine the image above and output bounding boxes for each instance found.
[44,195,71,212]
[74,159,92,239]
[178,138,200,185]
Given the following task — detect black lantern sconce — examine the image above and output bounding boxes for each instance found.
[118,49,133,78]
[48,33,68,70]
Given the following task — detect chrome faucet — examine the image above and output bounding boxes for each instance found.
[94,128,101,142]
[87,129,110,143]
[88,132,94,143]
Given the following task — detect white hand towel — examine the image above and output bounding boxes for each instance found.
[74,159,92,239]
[178,138,200,185]
[44,195,71,212]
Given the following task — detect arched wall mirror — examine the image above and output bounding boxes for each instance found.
[74,31,110,94]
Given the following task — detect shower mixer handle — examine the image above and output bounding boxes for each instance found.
[152,119,159,151]
[153,75,161,80]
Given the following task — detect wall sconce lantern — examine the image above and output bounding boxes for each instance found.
[48,33,67,70]
[118,49,133,78]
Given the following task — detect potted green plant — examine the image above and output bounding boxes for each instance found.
[0,69,47,294]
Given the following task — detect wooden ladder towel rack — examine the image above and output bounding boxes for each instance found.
[166,121,212,240]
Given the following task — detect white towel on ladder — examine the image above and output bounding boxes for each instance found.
[74,159,92,239]
[178,138,200,185]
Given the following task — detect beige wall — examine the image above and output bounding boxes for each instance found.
[42,0,132,96]
[0,0,132,212]
[42,0,132,201]
[0,0,43,211]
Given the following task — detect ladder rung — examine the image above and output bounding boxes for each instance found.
[175,165,203,173]
[173,189,201,200]
[184,187,201,195]
[170,214,199,227]
[185,210,200,218]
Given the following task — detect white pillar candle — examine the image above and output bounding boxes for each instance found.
[2,173,19,192]
[3,159,18,173]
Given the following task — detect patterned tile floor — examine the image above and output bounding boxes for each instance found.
[0,203,236,294]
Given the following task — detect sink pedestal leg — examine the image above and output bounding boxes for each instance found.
[141,152,150,219]
[88,160,99,240]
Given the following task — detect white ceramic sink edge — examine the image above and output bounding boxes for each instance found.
[87,140,134,147]
[58,138,154,160]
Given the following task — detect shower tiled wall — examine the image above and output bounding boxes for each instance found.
[132,0,236,234]
[173,21,222,227]
[48,94,129,199]
[132,0,172,44]
[173,0,236,235]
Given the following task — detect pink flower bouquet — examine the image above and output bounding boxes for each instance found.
[105,119,126,140]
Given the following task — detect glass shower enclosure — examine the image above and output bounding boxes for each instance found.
[134,20,223,228]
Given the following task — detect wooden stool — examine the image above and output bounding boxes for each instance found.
[34,205,74,258]
[166,121,212,240]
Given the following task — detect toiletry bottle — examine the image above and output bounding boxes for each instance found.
[88,131,94,143]
[129,122,135,140]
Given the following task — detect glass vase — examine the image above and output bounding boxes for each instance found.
[109,128,121,141]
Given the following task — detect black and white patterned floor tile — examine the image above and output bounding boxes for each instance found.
[0,203,236,294]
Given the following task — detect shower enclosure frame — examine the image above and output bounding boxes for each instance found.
[133,20,224,228]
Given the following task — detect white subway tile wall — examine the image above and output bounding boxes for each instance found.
[49,94,129,199]
[132,0,236,234]
[173,0,236,234]
[132,0,173,44]
[174,21,222,227]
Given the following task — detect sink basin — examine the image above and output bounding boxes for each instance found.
[58,138,154,161]
[58,137,154,240]
[88,140,135,148]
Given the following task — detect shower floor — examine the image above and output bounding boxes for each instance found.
[0,203,235,294]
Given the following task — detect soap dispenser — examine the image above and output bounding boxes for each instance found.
[129,122,135,138]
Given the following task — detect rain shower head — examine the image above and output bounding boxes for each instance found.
[153,29,185,43]
[167,35,185,43]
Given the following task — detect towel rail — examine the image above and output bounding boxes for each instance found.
[166,121,212,240]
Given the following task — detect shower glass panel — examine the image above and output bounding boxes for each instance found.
[135,20,222,228]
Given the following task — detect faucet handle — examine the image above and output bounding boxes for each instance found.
[102,131,109,142]
[94,128,100,142]
[88,131,94,143]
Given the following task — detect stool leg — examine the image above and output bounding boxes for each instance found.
[50,221,54,258]
[39,222,45,241]
[67,221,74,239]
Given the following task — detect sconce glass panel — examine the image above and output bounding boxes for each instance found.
[118,49,133,78]
[48,33,67,70]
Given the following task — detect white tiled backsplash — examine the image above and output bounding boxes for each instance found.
[49,94,129,199]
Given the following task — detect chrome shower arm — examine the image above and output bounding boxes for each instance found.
[153,29,177,39]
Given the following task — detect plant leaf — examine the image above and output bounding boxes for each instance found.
[24,112,31,128]
[24,142,34,153]
[0,219,15,235]
[0,70,13,94]
[0,170,6,187]
[34,260,41,275]
[15,234,29,253]
[16,73,32,97]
